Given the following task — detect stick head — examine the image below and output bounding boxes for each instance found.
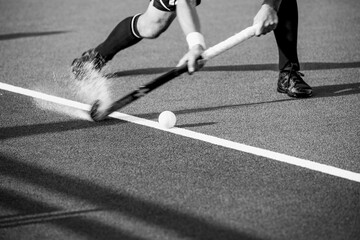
[90,100,108,122]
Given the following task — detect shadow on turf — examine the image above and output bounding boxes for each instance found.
[176,121,217,128]
[0,189,102,228]
[107,61,360,78]
[0,188,144,240]
[0,117,217,139]
[135,99,296,120]
[312,82,360,98]
[0,31,69,41]
[0,119,121,140]
[1,82,357,140]
[134,82,360,120]
[0,154,262,240]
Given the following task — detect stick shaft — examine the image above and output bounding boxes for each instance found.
[107,65,188,113]
[202,25,256,60]
[91,25,257,121]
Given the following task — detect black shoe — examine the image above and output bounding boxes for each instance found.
[277,64,312,98]
[71,49,107,80]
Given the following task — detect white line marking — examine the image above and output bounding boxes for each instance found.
[334,88,353,94]
[1,82,360,183]
[0,82,90,111]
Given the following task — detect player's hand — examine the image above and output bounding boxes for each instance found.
[253,4,278,36]
[177,44,206,74]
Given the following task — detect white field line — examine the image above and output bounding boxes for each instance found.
[1,82,360,183]
[0,82,90,111]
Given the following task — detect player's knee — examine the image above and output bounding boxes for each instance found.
[137,11,174,39]
[139,21,168,39]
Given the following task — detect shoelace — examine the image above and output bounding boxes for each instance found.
[283,66,305,85]
[290,69,305,83]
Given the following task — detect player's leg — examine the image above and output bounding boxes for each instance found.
[136,2,176,39]
[274,0,299,70]
[274,0,312,97]
[71,0,176,79]
[95,2,176,60]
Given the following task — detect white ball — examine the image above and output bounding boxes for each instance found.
[158,111,177,129]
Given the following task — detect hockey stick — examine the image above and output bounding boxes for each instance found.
[90,25,257,121]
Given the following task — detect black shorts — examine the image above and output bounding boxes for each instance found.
[152,0,201,12]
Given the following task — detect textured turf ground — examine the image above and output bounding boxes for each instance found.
[1,0,360,239]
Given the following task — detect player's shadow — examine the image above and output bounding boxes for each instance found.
[0,31,69,41]
[0,187,144,240]
[0,119,121,140]
[0,154,262,240]
[312,82,360,98]
[107,61,360,78]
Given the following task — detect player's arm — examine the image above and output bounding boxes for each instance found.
[176,0,206,74]
[253,0,283,36]
[263,0,282,11]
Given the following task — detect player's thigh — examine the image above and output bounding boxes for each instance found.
[152,0,202,11]
[137,1,176,38]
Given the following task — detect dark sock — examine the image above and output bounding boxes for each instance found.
[95,14,142,62]
[274,0,300,71]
